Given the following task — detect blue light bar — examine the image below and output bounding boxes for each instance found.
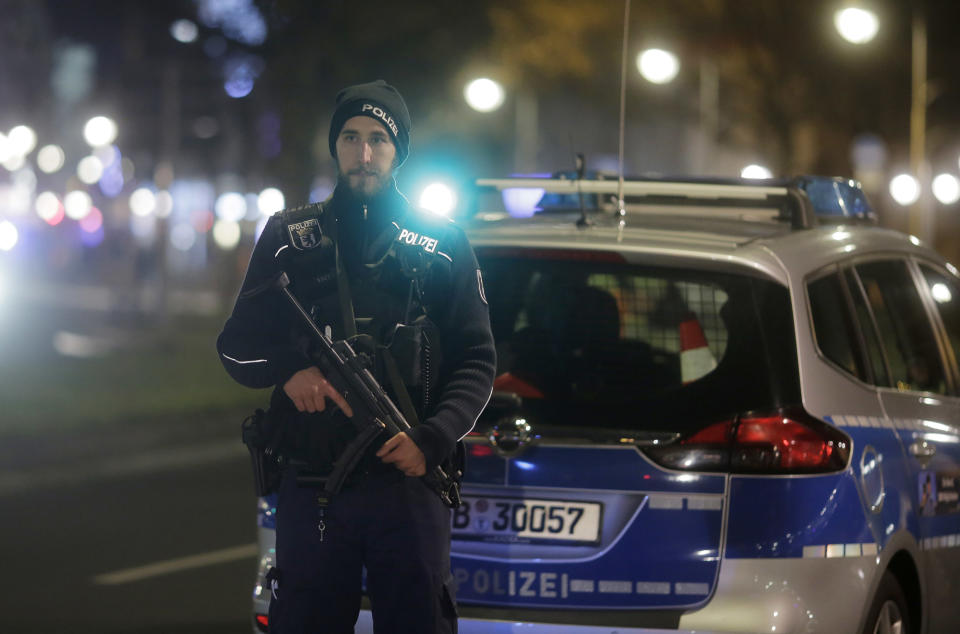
[796,177,875,221]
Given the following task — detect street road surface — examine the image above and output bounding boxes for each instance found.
[0,414,257,633]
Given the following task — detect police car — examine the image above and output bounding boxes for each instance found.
[251,175,960,633]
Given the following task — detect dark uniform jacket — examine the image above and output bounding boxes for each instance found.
[217,182,496,472]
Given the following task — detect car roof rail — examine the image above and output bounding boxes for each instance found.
[475,175,821,230]
[476,174,876,229]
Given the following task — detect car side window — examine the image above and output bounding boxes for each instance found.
[919,264,960,373]
[807,272,867,381]
[844,268,891,387]
[855,260,947,394]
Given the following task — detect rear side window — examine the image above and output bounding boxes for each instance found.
[477,248,800,431]
[855,260,947,394]
[807,272,866,381]
[844,269,891,387]
[919,264,960,372]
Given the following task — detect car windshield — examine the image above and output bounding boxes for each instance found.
[477,247,800,431]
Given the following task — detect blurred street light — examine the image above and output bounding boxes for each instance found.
[741,164,773,179]
[170,223,197,251]
[212,219,241,249]
[7,125,37,156]
[35,192,61,222]
[77,155,104,184]
[890,173,921,206]
[64,190,93,220]
[464,78,505,113]
[83,116,118,147]
[837,4,933,239]
[129,187,157,217]
[155,190,174,217]
[418,182,457,216]
[215,192,247,221]
[834,7,879,44]
[0,220,19,251]
[257,187,284,215]
[37,144,65,173]
[2,154,25,171]
[932,173,960,205]
[637,48,680,84]
[170,19,199,43]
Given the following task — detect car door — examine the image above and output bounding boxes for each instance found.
[848,257,960,632]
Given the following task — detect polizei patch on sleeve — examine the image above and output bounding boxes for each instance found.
[397,227,439,254]
[287,218,322,250]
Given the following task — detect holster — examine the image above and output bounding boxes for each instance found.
[241,408,283,496]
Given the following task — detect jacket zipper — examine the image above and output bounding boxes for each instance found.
[422,337,432,414]
[360,203,369,256]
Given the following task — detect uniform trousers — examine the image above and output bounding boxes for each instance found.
[268,467,458,633]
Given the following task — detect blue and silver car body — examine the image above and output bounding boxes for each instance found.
[252,176,960,633]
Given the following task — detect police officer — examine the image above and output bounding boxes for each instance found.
[217,80,496,633]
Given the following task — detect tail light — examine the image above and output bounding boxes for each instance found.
[255,614,269,632]
[643,407,850,474]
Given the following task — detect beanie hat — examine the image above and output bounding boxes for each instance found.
[328,80,411,166]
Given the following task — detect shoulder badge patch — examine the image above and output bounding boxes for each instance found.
[397,227,439,254]
[287,218,322,250]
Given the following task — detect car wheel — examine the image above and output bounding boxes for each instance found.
[862,571,910,634]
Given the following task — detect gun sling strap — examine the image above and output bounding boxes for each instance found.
[328,209,423,429]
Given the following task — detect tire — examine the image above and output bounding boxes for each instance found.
[861,571,910,634]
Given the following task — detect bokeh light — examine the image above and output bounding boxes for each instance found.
[931,282,953,304]
[834,7,879,45]
[80,223,105,248]
[741,164,773,179]
[637,49,680,84]
[77,155,104,184]
[0,183,33,216]
[932,173,960,205]
[2,153,26,171]
[0,132,10,163]
[35,192,62,222]
[129,187,157,217]
[170,19,199,43]
[197,0,267,45]
[215,192,247,221]
[83,116,118,147]
[418,183,457,216]
[224,57,261,98]
[155,190,174,217]
[8,125,37,156]
[79,206,104,233]
[258,187,284,215]
[37,144,66,173]
[64,190,93,220]
[890,173,921,206]
[192,209,215,233]
[0,220,19,251]
[464,78,505,113]
[502,187,545,218]
[171,223,197,251]
[212,219,242,249]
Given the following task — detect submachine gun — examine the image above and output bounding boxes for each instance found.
[248,271,462,509]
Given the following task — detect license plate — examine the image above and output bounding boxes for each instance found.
[451,496,603,544]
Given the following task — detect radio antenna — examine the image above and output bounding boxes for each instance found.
[616,0,631,220]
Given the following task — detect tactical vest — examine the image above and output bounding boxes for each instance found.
[271,201,456,475]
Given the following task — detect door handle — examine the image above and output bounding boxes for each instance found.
[909,440,937,459]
